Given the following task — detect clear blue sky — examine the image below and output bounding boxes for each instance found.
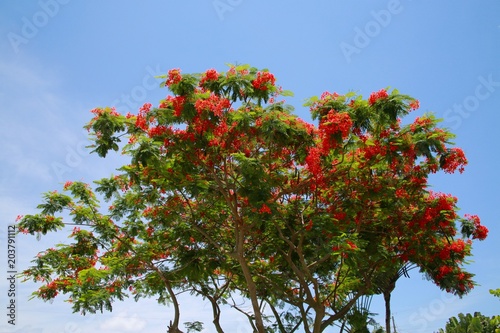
[0,1,499,332]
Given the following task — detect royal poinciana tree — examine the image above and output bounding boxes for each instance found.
[18,65,488,333]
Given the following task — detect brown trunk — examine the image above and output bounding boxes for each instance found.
[312,306,325,333]
[237,253,266,333]
[208,296,225,333]
[166,280,183,333]
[384,290,391,333]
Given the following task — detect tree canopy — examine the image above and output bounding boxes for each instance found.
[437,312,500,333]
[18,64,488,333]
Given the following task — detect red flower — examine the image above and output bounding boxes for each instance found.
[195,94,231,117]
[438,265,453,277]
[368,89,389,105]
[135,114,148,131]
[441,148,468,174]
[320,91,340,100]
[166,68,182,87]
[148,126,168,138]
[172,96,185,117]
[409,100,420,110]
[159,96,185,117]
[305,220,313,231]
[450,239,465,254]
[319,110,352,152]
[305,147,322,175]
[333,212,346,221]
[252,72,276,91]
[439,247,450,260]
[320,111,352,139]
[200,69,219,85]
[473,225,488,240]
[346,240,357,250]
[140,102,152,114]
[259,204,272,214]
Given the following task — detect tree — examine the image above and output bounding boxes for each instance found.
[17,64,489,333]
[337,296,385,333]
[437,312,500,333]
[490,289,500,299]
[371,263,416,333]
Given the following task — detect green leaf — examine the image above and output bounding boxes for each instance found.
[281,90,294,97]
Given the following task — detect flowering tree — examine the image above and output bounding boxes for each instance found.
[18,65,488,333]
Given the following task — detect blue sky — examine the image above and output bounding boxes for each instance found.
[0,1,499,332]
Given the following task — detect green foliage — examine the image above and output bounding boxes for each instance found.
[490,289,500,299]
[17,65,487,333]
[184,321,204,332]
[437,312,500,333]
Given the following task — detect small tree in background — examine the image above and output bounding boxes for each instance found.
[437,312,500,333]
[17,65,488,333]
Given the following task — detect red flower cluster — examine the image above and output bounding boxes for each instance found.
[410,192,457,230]
[148,125,168,138]
[368,89,389,105]
[409,100,420,110]
[134,103,153,131]
[259,204,272,214]
[194,94,231,117]
[320,91,340,100]
[160,96,186,117]
[305,147,322,175]
[466,214,488,240]
[166,68,182,87]
[139,102,152,114]
[441,148,468,174]
[439,239,466,260]
[437,265,453,278]
[252,72,276,91]
[208,121,230,147]
[200,69,219,86]
[319,110,352,151]
[324,111,352,138]
[410,116,433,132]
[135,114,147,131]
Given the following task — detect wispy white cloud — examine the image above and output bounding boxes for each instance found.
[99,311,147,332]
[0,56,88,190]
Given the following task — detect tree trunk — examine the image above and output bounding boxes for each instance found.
[312,305,325,333]
[384,290,391,333]
[167,320,184,333]
[166,281,183,333]
[237,253,266,333]
[208,296,225,333]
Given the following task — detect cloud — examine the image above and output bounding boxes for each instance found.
[99,311,147,332]
[0,324,44,333]
[0,56,87,190]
